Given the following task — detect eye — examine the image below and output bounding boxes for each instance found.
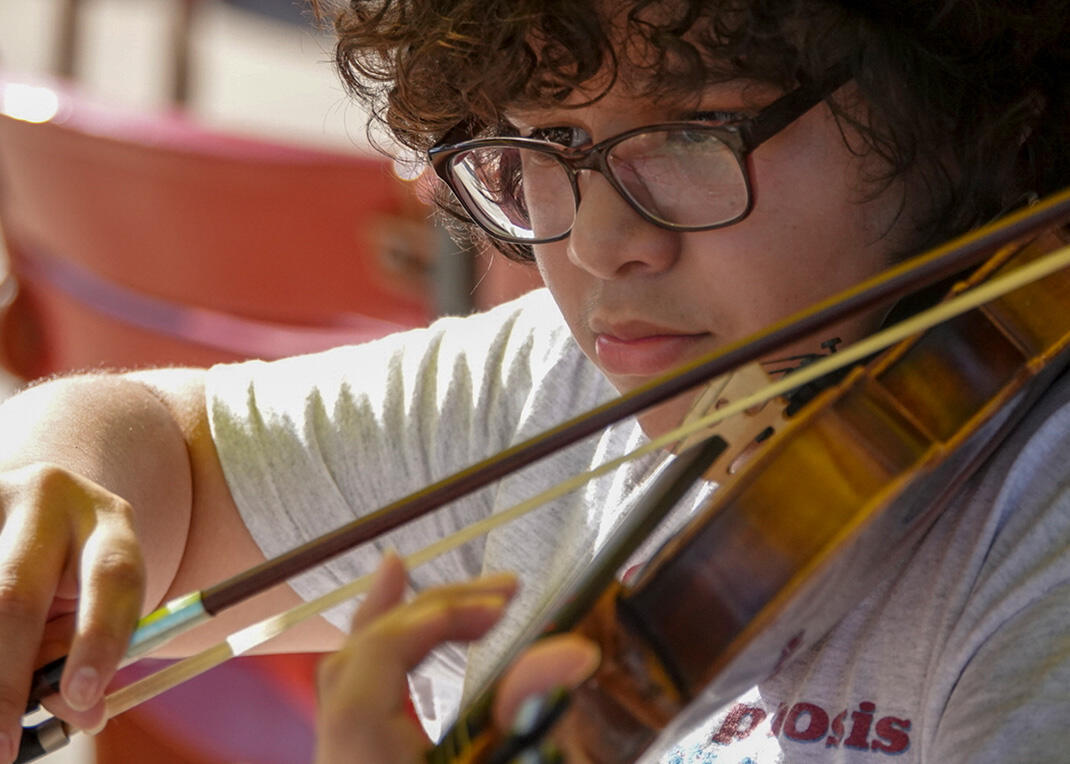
[527,125,589,148]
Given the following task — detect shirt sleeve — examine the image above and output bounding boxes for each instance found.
[204,289,594,628]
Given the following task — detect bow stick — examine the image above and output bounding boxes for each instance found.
[18,229,1070,762]
[20,187,1070,731]
[18,437,731,763]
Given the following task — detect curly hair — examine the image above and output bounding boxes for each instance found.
[312,0,1069,261]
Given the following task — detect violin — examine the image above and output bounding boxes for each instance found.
[16,189,1070,762]
[428,191,1070,762]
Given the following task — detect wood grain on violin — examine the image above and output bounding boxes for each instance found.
[433,196,1070,763]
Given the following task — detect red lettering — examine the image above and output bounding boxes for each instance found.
[772,631,805,676]
[783,703,829,742]
[844,701,876,749]
[872,716,912,754]
[825,710,847,748]
[770,703,788,736]
[710,703,767,744]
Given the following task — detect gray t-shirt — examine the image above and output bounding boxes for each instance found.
[206,288,1070,762]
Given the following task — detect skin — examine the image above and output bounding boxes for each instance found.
[314,552,600,764]
[0,371,341,760]
[519,76,920,436]
[0,53,930,764]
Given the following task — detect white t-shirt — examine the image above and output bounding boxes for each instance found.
[206,289,1070,762]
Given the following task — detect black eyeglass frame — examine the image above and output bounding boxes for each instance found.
[428,63,852,245]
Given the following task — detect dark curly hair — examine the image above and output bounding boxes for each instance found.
[312,0,1069,262]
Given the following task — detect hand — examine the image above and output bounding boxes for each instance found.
[314,554,601,764]
[0,463,146,759]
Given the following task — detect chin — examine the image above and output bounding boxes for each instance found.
[635,391,700,442]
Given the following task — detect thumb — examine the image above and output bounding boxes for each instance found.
[492,634,601,731]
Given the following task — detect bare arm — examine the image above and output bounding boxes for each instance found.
[126,368,342,654]
[0,369,339,761]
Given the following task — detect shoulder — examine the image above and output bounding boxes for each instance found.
[205,287,586,413]
[421,287,581,377]
[977,365,1070,554]
[922,366,1070,760]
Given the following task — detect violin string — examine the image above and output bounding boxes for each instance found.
[189,191,1070,623]
[666,242,1070,444]
[38,190,1067,731]
[102,408,721,716]
[94,241,1070,725]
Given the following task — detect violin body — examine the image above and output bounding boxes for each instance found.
[434,203,1070,762]
[564,223,1070,762]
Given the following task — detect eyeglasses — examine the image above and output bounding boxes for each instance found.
[429,64,850,244]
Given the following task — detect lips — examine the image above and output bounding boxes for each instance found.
[592,320,709,376]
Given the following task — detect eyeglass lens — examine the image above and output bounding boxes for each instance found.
[446,127,750,241]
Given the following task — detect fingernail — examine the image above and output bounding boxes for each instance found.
[66,666,100,710]
[473,593,510,613]
[562,641,602,685]
[87,715,107,736]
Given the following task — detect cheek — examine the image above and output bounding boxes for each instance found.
[751,101,909,239]
[532,242,592,341]
[738,122,907,294]
[532,241,573,302]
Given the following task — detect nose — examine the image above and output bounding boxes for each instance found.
[565,171,681,280]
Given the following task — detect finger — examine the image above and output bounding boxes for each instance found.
[38,606,107,733]
[317,586,514,763]
[0,513,72,762]
[351,557,517,634]
[38,612,76,667]
[61,515,144,714]
[377,589,514,670]
[348,550,408,632]
[404,570,518,614]
[321,586,514,718]
[32,614,92,728]
[493,634,601,731]
[40,692,106,736]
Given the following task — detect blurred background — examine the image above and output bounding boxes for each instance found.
[0,1,540,762]
[2,0,358,404]
[1,0,369,148]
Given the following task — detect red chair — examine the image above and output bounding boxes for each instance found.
[0,72,438,763]
[0,72,435,379]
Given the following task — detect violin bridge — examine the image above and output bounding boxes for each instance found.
[672,362,784,484]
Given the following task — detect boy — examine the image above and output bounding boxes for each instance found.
[0,0,1066,761]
